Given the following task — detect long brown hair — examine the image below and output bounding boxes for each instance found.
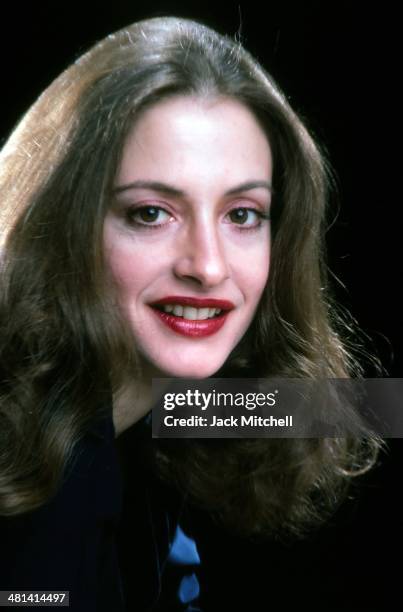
[0,17,381,537]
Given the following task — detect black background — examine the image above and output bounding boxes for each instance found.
[1,2,401,609]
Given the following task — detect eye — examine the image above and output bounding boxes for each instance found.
[226,207,268,228]
[126,205,172,227]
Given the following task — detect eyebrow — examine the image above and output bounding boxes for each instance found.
[112,179,273,197]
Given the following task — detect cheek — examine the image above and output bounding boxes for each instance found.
[104,235,170,305]
[103,232,144,298]
[103,216,182,299]
[235,240,270,303]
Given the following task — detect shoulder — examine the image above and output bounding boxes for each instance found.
[0,410,123,595]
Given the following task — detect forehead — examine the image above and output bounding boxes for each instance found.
[116,95,273,190]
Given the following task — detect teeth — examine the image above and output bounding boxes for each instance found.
[161,304,224,320]
[183,306,198,320]
[197,307,210,320]
[172,305,184,317]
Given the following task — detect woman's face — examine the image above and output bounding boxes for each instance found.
[103,96,272,378]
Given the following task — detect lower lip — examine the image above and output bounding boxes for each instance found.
[151,308,230,337]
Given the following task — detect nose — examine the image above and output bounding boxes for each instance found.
[173,219,230,289]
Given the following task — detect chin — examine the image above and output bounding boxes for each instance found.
[158,363,222,379]
[142,353,227,379]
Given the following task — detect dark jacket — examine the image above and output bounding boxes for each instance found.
[0,411,201,611]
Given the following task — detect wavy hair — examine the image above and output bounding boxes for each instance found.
[0,16,381,537]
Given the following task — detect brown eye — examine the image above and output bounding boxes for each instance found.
[126,205,172,227]
[227,207,263,227]
[138,206,160,222]
[229,208,249,224]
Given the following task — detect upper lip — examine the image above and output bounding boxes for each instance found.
[150,296,235,310]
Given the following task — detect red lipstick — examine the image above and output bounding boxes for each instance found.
[149,296,234,338]
[152,296,234,310]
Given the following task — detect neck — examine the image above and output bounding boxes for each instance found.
[112,377,153,437]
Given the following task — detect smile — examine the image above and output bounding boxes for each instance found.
[149,296,234,338]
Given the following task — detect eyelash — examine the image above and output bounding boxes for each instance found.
[124,205,270,232]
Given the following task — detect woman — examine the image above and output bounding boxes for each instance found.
[0,16,380,611]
